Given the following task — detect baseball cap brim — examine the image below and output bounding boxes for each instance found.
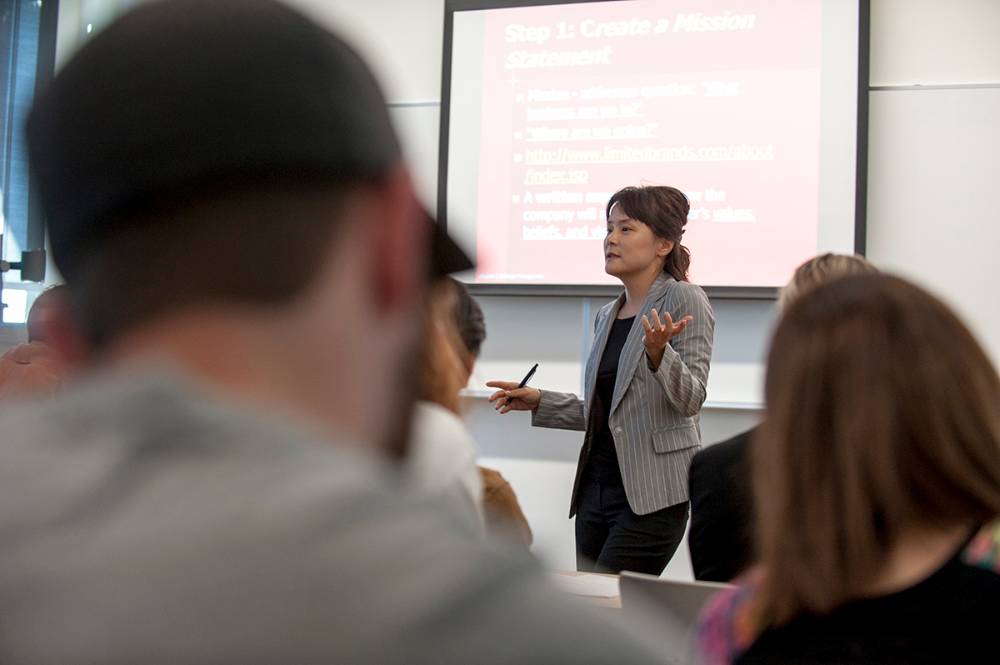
[427,209,474,276]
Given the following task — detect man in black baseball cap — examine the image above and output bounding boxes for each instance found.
[0,2,667,664]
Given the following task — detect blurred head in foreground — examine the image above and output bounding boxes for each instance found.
[27,0,471,457]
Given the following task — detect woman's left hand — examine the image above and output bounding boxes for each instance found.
[642,308,693,368]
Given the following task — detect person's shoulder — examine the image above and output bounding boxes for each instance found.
[597,298,619,318]
[293,487,662,663]
[413,401,472,439]
[0,342,65,399]
[588,298,620,333]
[694,429,752,467]
[406,401,481,514]
[0,382,63,450]
[0,369,115,461]
[409,401,478,464]
[695,575,765,665]
[659,279,713,323]
[0,369,389,528]
[668,278,710,305]
[479,466,509,494]
[962,519,1000,576]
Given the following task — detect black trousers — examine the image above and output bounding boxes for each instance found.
[575,480,689,575]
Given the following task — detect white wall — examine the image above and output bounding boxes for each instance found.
[868,0,1000,86]
[865,0,1000,366]
[47,0,1000,577]
[285,0,444,103]
[867,87,1000,366]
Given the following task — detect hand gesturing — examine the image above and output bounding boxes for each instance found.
[642,308,693,368]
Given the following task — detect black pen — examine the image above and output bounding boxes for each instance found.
[516,363,538,389]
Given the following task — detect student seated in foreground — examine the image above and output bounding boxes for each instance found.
[695,273,1000,664]
[0,2,670,663]
[407,278,485,528]
[408,277,534,546]
[449,278,534,546]
[688,253,877,582]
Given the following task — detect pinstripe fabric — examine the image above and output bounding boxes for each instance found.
[531,273,715,516]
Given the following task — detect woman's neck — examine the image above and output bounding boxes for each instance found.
[618,264,663,318]
[866,523,974,596]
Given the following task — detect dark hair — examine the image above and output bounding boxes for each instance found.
[449,277,486,358]
[605,185,691,282]
[69,177,352,348]
[755,273,1000,625]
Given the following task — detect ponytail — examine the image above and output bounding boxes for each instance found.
[664,242,690,282]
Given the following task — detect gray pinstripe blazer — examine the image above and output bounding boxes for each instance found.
[531,273,715,516]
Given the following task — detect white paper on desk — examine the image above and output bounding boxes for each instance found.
[548,573,620,599]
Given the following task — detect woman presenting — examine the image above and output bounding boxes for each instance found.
[488,185,714,575]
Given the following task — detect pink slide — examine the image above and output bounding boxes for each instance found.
[468,0,822,287]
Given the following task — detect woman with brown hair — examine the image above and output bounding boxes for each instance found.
[488,185,714,574]
[407,279,484,528]
[409,278,534,546]
[696,273,1000,664]
[449,278,534,547]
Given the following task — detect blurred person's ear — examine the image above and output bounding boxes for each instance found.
[29,289,88,369]
[41,302,89,369]
[26,286,67,344]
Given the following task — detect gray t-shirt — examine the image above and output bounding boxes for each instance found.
[0,370,666,664]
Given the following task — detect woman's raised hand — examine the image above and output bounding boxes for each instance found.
[486,380,541,414]
[642,308,693,367]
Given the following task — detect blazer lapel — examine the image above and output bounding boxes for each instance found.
[584,292,624,417]
[610,272,674,415]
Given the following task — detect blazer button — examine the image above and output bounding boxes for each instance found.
[614,427,623,436]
